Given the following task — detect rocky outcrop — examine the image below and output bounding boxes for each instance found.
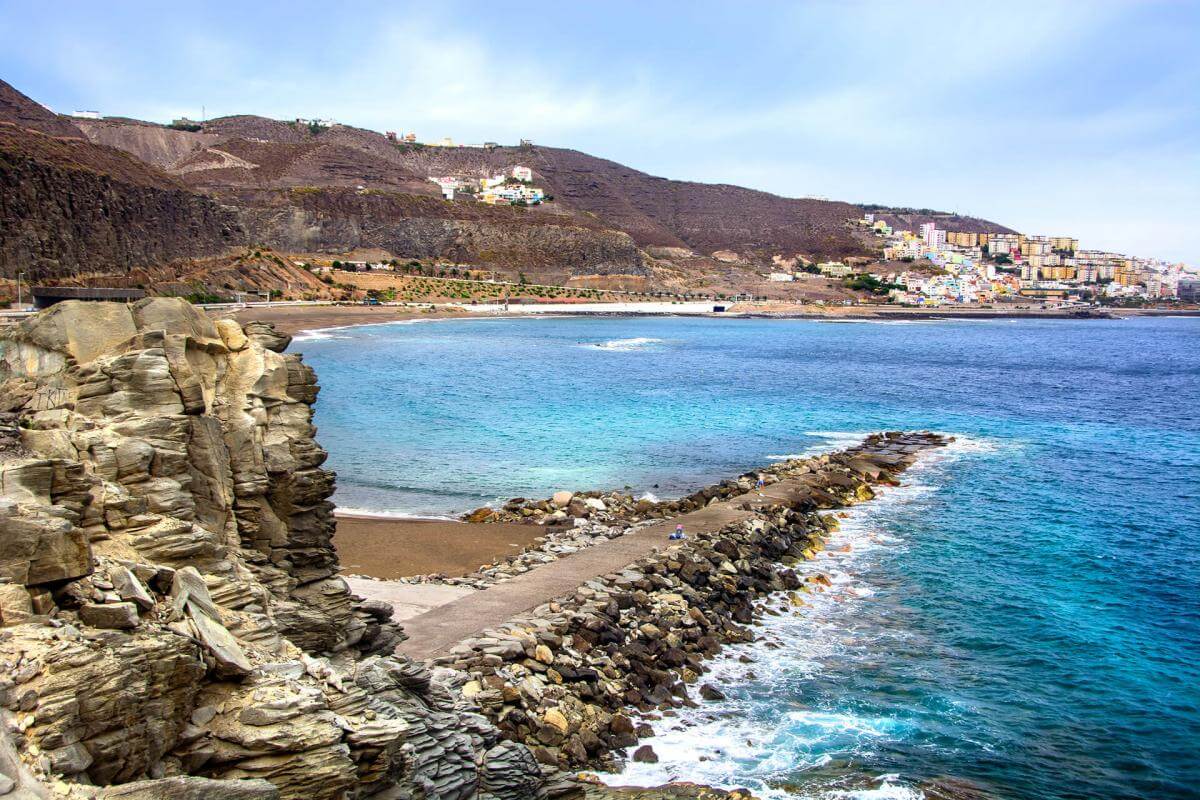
[235,189,647,279]
[0,299,547,799]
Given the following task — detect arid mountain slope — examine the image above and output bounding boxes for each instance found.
[0,79,83,138]
[74,113,873,260]
[1,76,1017,292]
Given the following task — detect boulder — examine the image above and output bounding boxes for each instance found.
[111,565,156,610]
[632,744,659,763]
[551,491,574,509]
[541,708,570,735]
[0,583,34,626]
[79,601,140,629]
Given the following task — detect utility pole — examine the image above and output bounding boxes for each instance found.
[17,272,24,310]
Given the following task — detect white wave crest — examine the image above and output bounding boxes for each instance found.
[333,507,460,522]
[293,329,350,342]
[586,337,665,351]
[827,777,926,800]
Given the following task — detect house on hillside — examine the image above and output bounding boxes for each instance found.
[818,262,852,278]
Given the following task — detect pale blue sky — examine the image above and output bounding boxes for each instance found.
[1,1,1196,262]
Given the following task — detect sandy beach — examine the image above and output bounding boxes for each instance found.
[223,304,478,337]
[214,301,1196,342]
[334,514,545,579]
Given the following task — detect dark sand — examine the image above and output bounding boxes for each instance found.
[334,515,545,579]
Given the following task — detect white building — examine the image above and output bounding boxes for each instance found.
[767,272,795,282]
[72,110,101,119]
[920,223,946,252]
[512,166,533,182]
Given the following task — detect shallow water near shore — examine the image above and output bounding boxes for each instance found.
[300,316,1200,800]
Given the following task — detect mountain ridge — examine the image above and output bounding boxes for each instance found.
[0,78,1013,294]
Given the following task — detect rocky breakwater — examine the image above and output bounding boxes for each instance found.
[433,434,949,773]
[0,299,556,800]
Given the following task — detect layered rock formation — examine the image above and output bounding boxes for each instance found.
[0,299,547,799]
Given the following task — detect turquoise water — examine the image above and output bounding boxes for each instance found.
[298,316,1200,800]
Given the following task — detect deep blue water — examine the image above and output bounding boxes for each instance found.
[298,316,1200,800]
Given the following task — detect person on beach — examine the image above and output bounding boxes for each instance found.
[670,524,686,540]
[756,474,766,496]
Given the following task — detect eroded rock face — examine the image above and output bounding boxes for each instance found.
[0,299,543,799]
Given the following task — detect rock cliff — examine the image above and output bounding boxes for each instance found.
[0,125,242,283]
[0,299,548,800]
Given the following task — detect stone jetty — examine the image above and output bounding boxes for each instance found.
[405,431,948,774]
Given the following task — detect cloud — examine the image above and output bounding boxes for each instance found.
[0,0,1196,261]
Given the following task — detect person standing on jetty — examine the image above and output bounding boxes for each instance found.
[756,474,766,496]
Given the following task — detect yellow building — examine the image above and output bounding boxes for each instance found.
[946,231,980,247]
[1114,266,1144,286]
[1021,238,1052,257]
[1050,237,1078,253]
[1041,265,1076,281]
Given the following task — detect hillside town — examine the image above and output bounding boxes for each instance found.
[428,165,547,206]
[842,214,1198,306]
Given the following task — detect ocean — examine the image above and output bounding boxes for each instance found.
[298,315,1200,800]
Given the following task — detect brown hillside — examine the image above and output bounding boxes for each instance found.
[0,123,241,280]
[67,114,877,260]
[0,79,83,138]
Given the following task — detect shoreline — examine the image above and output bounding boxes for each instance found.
[221,301,1200,339]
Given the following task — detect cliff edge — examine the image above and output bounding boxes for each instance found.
[0,299,548,800]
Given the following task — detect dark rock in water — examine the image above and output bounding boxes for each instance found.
[699,684,726,701]
[632,744,659,763]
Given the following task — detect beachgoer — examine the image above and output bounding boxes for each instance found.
[756,474,765,496]
[670,524,686,540]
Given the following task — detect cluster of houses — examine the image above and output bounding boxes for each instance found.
[855,214,1196,305]
[429,166,546,206]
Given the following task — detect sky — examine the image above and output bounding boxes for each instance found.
[1,1,1197,262]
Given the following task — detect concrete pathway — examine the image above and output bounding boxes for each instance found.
[391,477,835,660]
[343,577,475,622]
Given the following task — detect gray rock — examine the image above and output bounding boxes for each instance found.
[99,776,279,799]
[110,565,155,610]
[46,742,93,775]
[79,601,139,630]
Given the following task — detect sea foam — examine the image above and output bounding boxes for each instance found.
[602,438,988,798]
[586,336,665,351]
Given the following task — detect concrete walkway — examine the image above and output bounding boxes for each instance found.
[342,577,474,623]
[392,479,827,660]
